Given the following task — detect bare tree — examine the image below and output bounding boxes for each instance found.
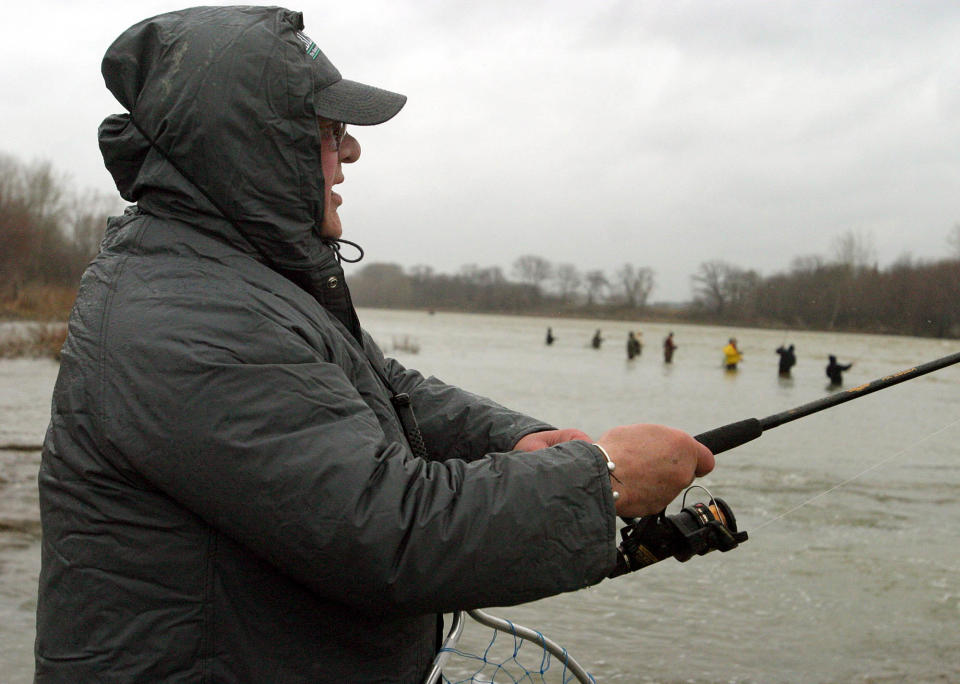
[724,267,760,314]
[1,156,33,296]
[690,260,729,313]
[790,254,826,274]
[511,254,553,292]
[0,198,34,299]
[460,263,506,287]
[553,263,581,303]
[350,262,412,306]
[947,223,960,259]
[832,229,876,271]
[615,264,655,308]
[408,264,435,281]
[67,190,117,258]
[0,156,77,295]
[584,269,608,305]
[691,260,758,315]
[30,162,67,220]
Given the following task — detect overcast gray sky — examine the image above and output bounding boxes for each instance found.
[3,1,958,301]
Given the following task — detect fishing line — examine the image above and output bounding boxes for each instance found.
[751,413,960,533]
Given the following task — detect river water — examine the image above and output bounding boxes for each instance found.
[1,311,958,683]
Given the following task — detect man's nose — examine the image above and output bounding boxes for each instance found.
[339,133,360,163]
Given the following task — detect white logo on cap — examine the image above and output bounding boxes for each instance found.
[295,31,321,60]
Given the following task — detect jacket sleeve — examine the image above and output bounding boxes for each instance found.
[368,339,555,462]
[103,307,618,617]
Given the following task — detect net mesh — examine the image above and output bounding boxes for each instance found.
[439,617,595,684]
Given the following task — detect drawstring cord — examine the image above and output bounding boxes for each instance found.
[319,237,429,460]
[323,237,365,263]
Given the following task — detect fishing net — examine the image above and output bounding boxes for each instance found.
[435,611,595,684]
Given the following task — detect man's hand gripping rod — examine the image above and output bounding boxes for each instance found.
[610,350,960,577]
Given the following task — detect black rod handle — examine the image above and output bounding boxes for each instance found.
[694,418,762,455]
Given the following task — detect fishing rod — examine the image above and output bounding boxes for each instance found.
[694,349,960,455]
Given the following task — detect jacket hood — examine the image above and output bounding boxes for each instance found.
[98,6,337,273]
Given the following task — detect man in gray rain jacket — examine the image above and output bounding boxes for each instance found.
[35,6,713,683]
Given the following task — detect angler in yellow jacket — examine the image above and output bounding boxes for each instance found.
[723,338,743,370]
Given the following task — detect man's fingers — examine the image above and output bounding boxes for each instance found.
[694,446,715,477]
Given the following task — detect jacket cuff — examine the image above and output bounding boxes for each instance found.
[579,440,620,575]
[502,421,556,451]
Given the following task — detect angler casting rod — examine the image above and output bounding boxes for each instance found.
[694,350,960,455]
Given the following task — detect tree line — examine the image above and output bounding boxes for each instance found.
[3,152,958,338]
[0,153,116,314]
[351,228,960,339]
[687,229,960,338]
[348,257,657,316]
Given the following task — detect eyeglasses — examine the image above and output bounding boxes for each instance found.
[319,119,347,151]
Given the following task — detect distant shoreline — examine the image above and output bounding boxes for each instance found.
[354,303,955,340]
[3,286,956,346]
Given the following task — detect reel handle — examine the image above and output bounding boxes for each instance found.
[609,496,748,578]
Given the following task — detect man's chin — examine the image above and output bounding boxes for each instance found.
[319,216,342,240]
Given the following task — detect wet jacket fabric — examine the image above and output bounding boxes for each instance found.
[34,7,616,683]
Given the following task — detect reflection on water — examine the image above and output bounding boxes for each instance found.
[2,312,959,683]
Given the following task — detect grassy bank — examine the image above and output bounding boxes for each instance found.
[0,285,76,323]
[0,285,74,360]
[0,323,68,360]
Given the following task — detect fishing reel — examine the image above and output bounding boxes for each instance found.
[608,486,748,578]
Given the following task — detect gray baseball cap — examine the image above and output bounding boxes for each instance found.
[296,29,406,125]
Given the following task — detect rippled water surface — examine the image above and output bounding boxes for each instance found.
[2,311,958,682]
